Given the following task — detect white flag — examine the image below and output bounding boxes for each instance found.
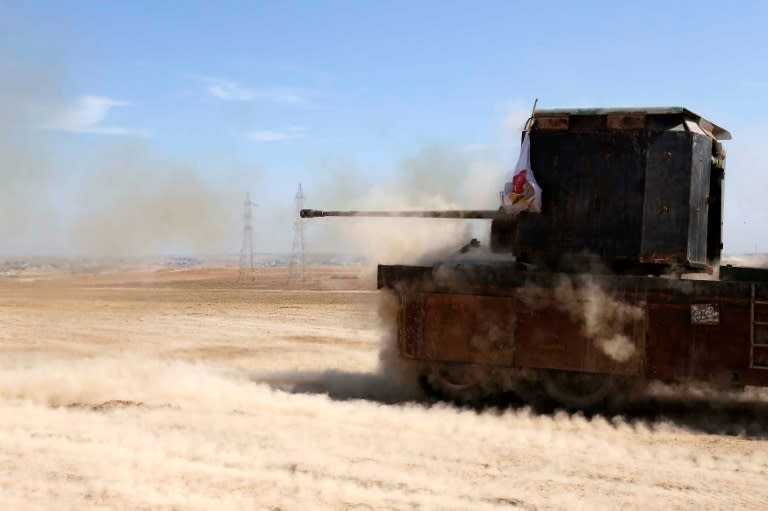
[501,132,542,214]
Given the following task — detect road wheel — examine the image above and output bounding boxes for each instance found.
[419,364,489,405]
[540,370,616,409]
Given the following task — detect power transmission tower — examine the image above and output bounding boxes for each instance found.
[287,183,307,286]
[238,192,257,282]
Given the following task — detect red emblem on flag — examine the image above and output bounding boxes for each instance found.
[511,171,527,194]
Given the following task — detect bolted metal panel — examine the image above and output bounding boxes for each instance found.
[516,130,647,266]
[687,134,713,265]
[518,108,726,270]
[535,107,731,140]
[421,293,516,365]
[607,113,646,131]
[535,114,569,131]
[640,132,693,264]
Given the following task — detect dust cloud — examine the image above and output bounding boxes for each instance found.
[0,44,239,257]
[0,55,60,246]
[72,143,233,256]
[3,354,768,511]
[3,266,768,509]
[554,276,641,362]
[6,358,768,511]
[249,290,424,404]
[516,275,641,363]
[306,145,507,270]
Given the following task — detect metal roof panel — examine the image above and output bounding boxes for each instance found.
[533,106,731,140]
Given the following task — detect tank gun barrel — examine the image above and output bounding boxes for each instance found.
[300,209,502,219]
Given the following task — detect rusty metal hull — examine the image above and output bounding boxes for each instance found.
[378,263,768,388]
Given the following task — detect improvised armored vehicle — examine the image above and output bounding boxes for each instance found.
[302,107,768,407]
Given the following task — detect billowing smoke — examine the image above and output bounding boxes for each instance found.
[306,144,509,270]
[556,276,641,362]
[72,143,232,256]
[519,275,642,363]
[1,42,513,260]
[0,45,240,257]
[0,56,61,248]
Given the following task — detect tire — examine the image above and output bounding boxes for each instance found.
[540,370,644,411]
[540,370,616,410]
[418,364,497,406]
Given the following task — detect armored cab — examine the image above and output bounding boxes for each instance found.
[303,106,768,409]
[492,107,729,273]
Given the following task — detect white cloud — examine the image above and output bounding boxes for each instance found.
[248,131,291,142]
[208,80,255,101]
[191,75,304,103]
[247,128,304,142]
[247,125,305,142]
[47,95,147,136]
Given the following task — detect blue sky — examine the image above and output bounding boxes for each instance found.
[1,1,767,255]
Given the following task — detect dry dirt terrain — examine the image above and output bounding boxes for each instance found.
[1,266,768,510]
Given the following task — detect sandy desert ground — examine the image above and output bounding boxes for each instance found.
[1,266,768,510]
